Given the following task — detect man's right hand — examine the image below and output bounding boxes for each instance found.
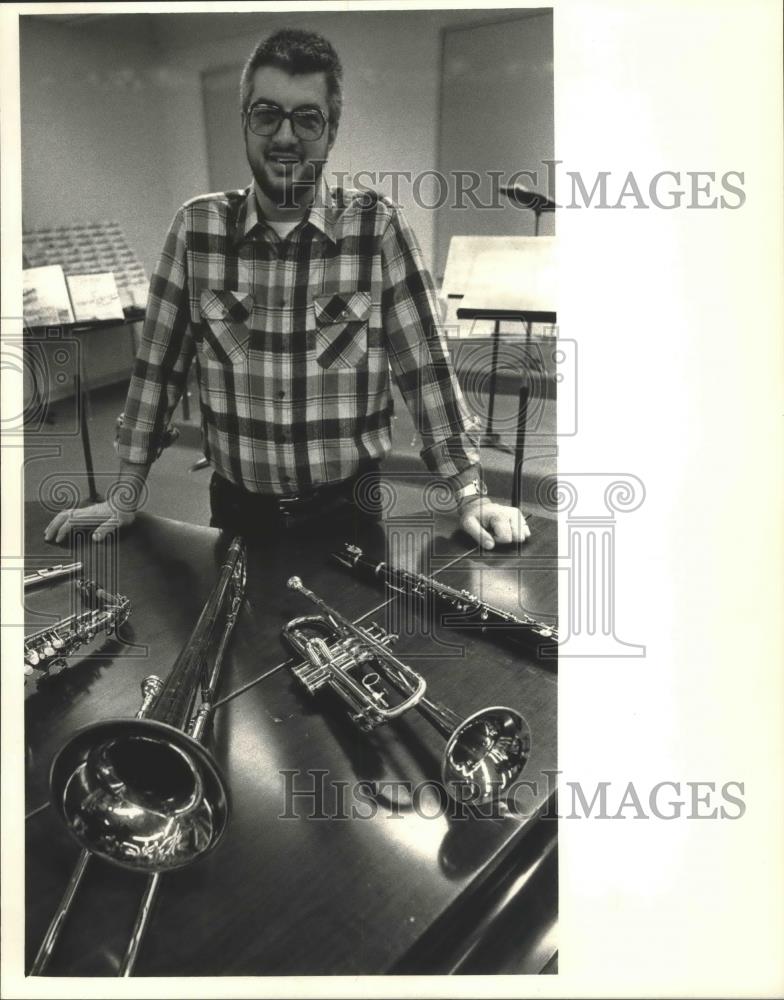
[44,502,137,545]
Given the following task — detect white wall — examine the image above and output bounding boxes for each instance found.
[19,17,185,278]
[437,11,555,278]
[19,17,191,394]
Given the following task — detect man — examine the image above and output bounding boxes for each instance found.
[45,28,529,549]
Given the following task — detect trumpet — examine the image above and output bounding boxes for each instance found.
[283,576,530,806]
[30,536,246,977]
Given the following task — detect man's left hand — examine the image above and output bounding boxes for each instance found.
[458,498,531,550]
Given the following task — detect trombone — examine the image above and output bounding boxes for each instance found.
[30,536,247,977]
[284,576,530,805]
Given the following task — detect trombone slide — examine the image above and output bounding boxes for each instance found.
[29,536,246,976]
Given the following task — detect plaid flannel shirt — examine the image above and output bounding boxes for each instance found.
[117,181,481,495]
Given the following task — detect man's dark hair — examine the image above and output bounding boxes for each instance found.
[240,29,343,133]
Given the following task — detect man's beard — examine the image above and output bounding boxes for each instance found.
[250,154,325,211]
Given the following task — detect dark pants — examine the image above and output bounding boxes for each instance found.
[208,467,382,538]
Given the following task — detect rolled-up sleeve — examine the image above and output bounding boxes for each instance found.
[380,207,481,487]
[116,208,195,465]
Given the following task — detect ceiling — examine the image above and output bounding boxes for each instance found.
[22,8,540,51]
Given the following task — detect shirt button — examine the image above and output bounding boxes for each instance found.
[277,297,287,308]
[276,433,288,445]
[277,390,286,400]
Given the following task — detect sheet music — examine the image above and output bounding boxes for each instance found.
[23,221,148,311]
[459,238,557,314]
[66,272,125,323]
[22,265,75,326]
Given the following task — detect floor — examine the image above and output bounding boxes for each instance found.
[23,373,557,527]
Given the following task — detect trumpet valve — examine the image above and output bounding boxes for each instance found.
[361,672,386,703]
[363,623,397,646]
[351,708,382,733]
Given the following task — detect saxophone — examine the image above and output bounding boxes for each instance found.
[24,580,131,697]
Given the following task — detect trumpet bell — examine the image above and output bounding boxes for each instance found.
[50,718,229,873]
[442,707,531,806]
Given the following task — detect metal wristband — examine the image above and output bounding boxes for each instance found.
[455,479,488,509]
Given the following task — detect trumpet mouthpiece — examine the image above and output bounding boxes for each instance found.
[287,576,303,591]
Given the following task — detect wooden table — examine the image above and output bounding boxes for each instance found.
[23,501,558,976]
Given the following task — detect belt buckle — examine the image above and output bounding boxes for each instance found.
[277,494,302,517]
[278,491,321,523]
[278,484,337,523]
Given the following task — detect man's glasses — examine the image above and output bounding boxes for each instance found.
[246,102,328,141]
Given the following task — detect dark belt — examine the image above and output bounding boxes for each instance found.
[209,467,380,534]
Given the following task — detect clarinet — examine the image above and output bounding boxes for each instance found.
[332,543,558,657]
[24,580,131,697]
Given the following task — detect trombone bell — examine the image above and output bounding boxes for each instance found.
[51,718,229,873]
[31,537,245,976]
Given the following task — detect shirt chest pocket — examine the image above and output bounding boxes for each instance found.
[313,290,371,369]
[198,289,253,364]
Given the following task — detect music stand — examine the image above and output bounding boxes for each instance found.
[25,309,146,503]
[456,242,556,506]
[457,239,556,429]
[500,186,557,236]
